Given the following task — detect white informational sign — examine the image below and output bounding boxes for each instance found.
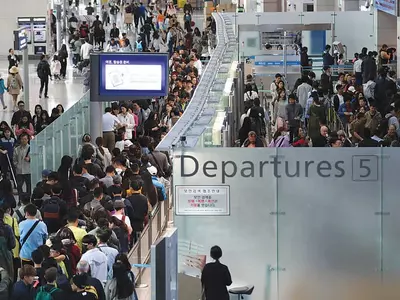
[105,64,162,91]
[33,30,46,42]
[175,185,230,216]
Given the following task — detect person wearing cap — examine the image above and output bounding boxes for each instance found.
[79,234,108,283]
[7,66,23,112]
[76,261,105,300]
[147,166,167,201]
[112,196,133,235]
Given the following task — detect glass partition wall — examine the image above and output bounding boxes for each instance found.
[174,147,400,300]
[30,92,90,185]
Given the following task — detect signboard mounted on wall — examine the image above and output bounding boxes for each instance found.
[375,0,397,16]
[175,185,230,216]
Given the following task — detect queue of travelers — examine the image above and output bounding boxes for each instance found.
[0,122,173,299]
[239,44,400,148]
[0,0,204,297]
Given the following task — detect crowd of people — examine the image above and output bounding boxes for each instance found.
[238,44,400,148]
[0,121,173,299]
[0,0,209,297]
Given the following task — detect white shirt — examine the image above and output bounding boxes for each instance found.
[244,91,258,102]
[102,112,121,132]
[353,59,362,73]
[80,248,108,283]
[336,94,344,106]
[117,113,135,140]
[194,60,202,76]
[114,213,132,233]
[80,43,93,60]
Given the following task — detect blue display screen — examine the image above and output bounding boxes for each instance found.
[99,53,169,97]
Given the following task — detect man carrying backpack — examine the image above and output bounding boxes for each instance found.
[14,193,42,223]
[41,184,68,234]
[37,55,51,99]
[35,267,67,300]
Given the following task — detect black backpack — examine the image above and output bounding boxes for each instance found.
[42,198,60,220]
[250,116,266,137]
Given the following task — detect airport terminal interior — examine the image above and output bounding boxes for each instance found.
[0,0,400,299]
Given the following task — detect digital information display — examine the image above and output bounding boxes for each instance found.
[91,53,169,101]
[375,0,397,15]
[13,27,28,51]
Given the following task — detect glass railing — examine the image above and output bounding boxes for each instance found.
[128,196,171,283]
[30,91,90,184]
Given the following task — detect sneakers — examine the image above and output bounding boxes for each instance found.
[39,94,42,98]
[3,106,7,110]
[45,95,49,99]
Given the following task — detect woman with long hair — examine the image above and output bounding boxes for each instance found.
[144,111,161,141]
[0,121,13,139]
[96,136,112,170]
[110,216,130,254]
[268,127,291,147]
[15,114,34,139]
[32,104,43,130]
[58,155,73,182]
[58,44,68,78]
[105,262,137,300]
[56,104,65,115]
[0,178,16,208]
[57,227,81,276]
[114,254,138,299]
[140,170,158,207]
[58,155,77,208]
[36,110,50,134]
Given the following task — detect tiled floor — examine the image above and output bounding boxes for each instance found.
[0,60,84,125]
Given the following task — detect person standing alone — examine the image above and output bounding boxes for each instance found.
[37,55,51,99]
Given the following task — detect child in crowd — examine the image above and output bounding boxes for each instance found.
[0,73,7,110]
[51,55,62,81]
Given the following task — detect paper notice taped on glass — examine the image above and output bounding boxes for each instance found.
[105,64,162,91]
[178,240,206,278]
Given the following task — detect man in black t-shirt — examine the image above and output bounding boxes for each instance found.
[85,3,95,15]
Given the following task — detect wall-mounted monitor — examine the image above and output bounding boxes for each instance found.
[90,52,169,102]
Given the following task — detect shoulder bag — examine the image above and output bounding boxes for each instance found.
[21,220,40,247]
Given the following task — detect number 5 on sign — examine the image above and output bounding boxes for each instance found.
[352,155,378,181]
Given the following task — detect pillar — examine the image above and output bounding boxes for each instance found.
[342,0,359,11]
[314,0,335,11]
[397,16,400,76]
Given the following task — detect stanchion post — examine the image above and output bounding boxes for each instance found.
[23,48,29,110]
